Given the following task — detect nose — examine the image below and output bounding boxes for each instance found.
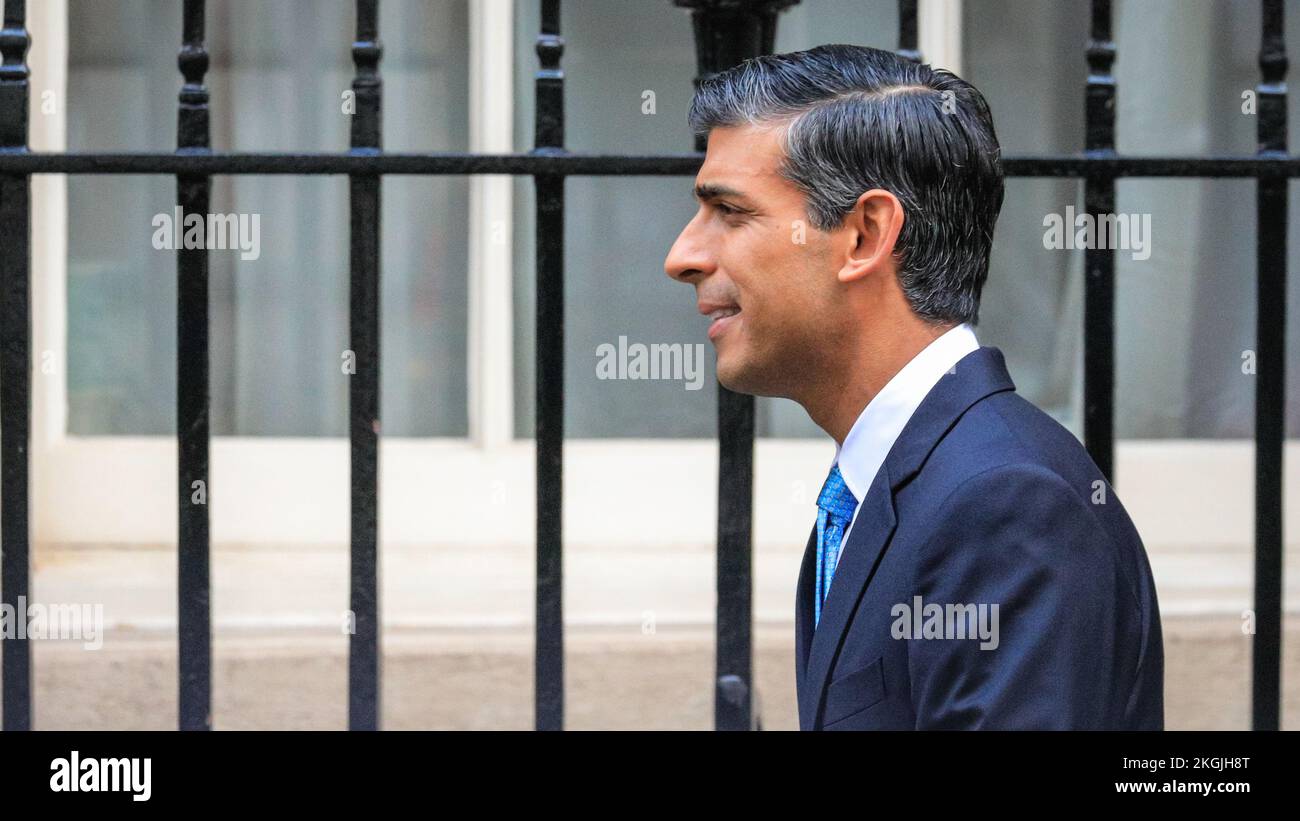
[664,211,715,284]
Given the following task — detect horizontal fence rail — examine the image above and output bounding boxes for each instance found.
[0,0,1289,731]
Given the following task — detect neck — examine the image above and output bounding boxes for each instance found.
[801,316,955,445]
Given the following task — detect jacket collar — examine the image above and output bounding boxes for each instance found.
[795,345,1017,729]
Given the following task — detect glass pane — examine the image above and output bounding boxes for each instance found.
[66,0,469,436]
[512,0,711,438]
[962,0,1086,436]
[969,0,1300,438]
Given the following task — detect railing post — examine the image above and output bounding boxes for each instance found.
[672,0,799,733]
[0,0,32,732]
[532,0,565,732]
[176,0,213,732]
[348,0,383,731]
[1252,0,1287,732]
[1084,0,1116,483]
[898,0,920,63]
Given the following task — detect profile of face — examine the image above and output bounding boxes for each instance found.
[664,124,896,400]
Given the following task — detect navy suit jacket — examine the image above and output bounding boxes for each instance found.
[795,345,1164,730]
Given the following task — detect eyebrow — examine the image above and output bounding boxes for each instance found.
[693,183,755,206]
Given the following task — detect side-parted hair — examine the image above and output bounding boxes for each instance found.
[687,44,1005,326]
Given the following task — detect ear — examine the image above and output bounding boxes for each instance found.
[836,188,905,284]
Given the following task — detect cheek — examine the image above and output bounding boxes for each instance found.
[746,243,820,321]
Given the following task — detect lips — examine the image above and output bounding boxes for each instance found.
[700,303,741,341]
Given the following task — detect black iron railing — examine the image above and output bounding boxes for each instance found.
[0,0,1291,731]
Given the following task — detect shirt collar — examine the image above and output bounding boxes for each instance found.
[832,322,981,503]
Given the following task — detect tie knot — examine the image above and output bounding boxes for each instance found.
[817,464,858,526]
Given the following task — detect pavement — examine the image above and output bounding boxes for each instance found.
[3,542,1298,729]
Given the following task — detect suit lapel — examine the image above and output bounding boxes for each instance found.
[798,466,897,729]
[794,345,1017,730]
[794,524,816,693]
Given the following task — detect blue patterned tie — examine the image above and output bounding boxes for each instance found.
[814,464,859,629]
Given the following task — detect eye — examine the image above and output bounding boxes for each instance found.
[715,202,742,217]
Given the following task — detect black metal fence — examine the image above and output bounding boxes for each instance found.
[0,0,1291,731]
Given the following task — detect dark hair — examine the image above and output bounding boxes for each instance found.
[687,44,1005,325]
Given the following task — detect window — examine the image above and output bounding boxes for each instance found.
[66,0,470,437]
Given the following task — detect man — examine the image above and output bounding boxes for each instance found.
[664,44,1163,730]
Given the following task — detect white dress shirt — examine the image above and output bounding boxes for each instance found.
[833,322,980,548]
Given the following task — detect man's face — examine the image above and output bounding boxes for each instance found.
[664,124,844,398]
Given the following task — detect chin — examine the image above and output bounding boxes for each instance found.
[716,358,775,397]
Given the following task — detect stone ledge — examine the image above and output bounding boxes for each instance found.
[25,543,1300,634]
